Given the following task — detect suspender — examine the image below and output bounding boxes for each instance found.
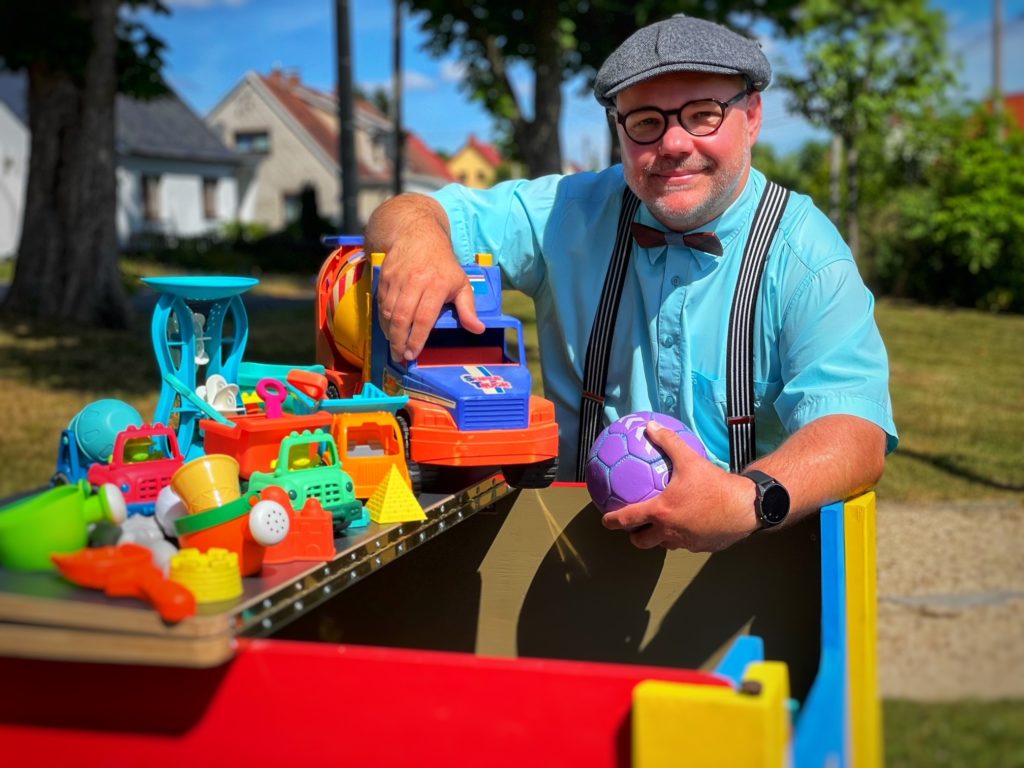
[574,186,642,482]
[574,181,790,480]
[725,181,790,472]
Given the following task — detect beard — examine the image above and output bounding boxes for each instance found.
[630,140,750,232]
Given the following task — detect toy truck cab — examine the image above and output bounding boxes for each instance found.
[246,429,365,534]
[85,424,185,516]
[370,254,560,488]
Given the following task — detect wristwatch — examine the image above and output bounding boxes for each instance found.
[742,470,790,528]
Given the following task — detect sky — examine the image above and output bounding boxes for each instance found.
[141,0,1024,169]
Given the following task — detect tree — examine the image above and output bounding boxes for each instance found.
[777,0,951,261]
[404,0,799,176]
[0,1,168,328]
[870,108,1024,312]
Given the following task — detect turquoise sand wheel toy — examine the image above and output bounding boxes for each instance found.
[143,276,259,460]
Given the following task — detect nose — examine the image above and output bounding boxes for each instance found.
[658,119,695,156]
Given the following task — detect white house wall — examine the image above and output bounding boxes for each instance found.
[0,101,28,258]
[117,156,238,245]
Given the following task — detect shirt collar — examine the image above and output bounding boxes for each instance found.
[633,169,765,266]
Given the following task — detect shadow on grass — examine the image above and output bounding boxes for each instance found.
[0,298,318,395]
[897,447,1024,492]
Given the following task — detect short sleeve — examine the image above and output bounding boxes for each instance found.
[431,175,565,296]
[775,259,899,453]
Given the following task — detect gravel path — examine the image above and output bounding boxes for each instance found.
[876,498,1024,700]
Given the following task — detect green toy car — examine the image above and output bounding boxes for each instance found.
[246,429,366,534]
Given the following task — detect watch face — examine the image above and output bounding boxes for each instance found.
[760,483,790,525]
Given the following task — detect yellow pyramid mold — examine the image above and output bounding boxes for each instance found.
[366,465,426,523]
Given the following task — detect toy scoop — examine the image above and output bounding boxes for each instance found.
[51,543,197,623]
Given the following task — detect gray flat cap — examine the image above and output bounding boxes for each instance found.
[594,14,771,107]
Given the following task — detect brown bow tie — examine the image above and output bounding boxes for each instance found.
[630,222,724,257]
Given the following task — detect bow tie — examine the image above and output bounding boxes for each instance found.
[630,222,724,257]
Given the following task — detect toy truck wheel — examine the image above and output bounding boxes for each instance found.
[502,458,559,489]
[249,500,291,546]
[396,412,427,496]
[50,472,70,487]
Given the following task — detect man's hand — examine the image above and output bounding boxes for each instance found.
[600,414,888,553]
[365,194,485,362]
[600,420,758,552]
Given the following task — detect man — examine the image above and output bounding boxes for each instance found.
[365,15,897,553]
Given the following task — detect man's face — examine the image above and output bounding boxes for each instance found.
[616,72,762,232]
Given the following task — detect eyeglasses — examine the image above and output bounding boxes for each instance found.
[615,88,753,145]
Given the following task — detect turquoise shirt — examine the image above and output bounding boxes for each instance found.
[433,166,898,478]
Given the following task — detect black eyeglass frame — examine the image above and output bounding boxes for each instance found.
[614,87,754,145]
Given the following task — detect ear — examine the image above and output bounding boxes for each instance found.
[745,91,763,145]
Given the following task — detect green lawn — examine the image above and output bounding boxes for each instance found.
[1,276,1022,765]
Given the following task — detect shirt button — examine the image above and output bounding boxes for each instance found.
[670,275,681,287]
[664,394,676,409]
[661,335,675,347]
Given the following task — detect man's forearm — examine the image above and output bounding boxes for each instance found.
[364,193,451,254]
[747,414,887,523]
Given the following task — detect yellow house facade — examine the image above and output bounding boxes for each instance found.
[446,134,503,189]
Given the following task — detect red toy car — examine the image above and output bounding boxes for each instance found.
[86,424,185,516]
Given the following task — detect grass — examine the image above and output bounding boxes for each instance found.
[1,270,1022,763]
[874,301,1024,502]
[884,700,1024,767]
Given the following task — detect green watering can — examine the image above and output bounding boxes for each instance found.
[0,481,127,571]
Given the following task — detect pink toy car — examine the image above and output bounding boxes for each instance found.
[87,424,185,516]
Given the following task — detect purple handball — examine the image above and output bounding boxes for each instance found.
[585,411,707,514]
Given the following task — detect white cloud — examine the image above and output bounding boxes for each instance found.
[361,70,436,94]
[440,60,467,84]
[403,70,436,91]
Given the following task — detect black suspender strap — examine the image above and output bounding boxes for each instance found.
[575,186,641,481]
[574,180,790,481]
[725,180,790,472]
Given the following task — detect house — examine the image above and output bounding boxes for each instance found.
[446,133,505,189]
[0,75,28,258]
[206,69,453,230]
[1002,91,1024,129]
[0,72,239,257]
[115,91,240,248]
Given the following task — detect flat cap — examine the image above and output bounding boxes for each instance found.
[594,14,771,108]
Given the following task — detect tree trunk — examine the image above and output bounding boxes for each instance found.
[514,3,562,176]
[829,132,842,227]
[2,0,129,328]
[845,138,860,262]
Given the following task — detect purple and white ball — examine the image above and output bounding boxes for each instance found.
[585,411,707,514]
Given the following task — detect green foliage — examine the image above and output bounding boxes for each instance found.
[752,141,830,202]
[869,110,1024,312]
[404,0,800,169]
[779,0,951,140]
[128,217,334,278]
[0,1,170,99]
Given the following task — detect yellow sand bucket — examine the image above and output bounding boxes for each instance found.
[171,454,241,514]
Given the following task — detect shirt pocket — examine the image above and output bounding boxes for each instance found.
[690,370,782,465]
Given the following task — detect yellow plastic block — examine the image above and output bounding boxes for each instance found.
[169,547,243,603]
[844,491,884,768]
[475,252,494,266]
[633,662,790,768]
[365,465,426,524]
